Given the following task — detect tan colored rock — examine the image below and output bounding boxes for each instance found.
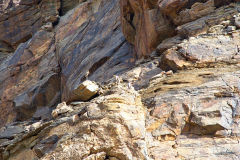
[160,29,240,71]
[69,80,99,102]
[234,14,240,28]
[52,102,74,118]
[173,0,215,25]
[40,85,150,160]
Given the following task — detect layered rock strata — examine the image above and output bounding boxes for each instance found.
[0,0,239,160]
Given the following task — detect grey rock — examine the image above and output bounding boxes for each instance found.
[0,126,25,139]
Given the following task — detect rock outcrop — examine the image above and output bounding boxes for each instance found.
[0,0,60,49]
[0,29,61,126]
[56,0,135,102]
[0,0,135,127]
[120,0,240,57]
[0,84,149,160]
[0,0,240,159]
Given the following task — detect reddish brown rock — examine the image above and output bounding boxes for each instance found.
[121,0,240,57]
[0,0,60,49]
[0,30,61,127]
[0,1,240,159]
[158,0,188,19]
[56,0,135,102]
[120,0,175,57]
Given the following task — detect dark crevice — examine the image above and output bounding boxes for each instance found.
[129,12,135,30]
[52,16,60,27]
[214,0,234,8]
[163,81,190,85]
[59,0,63,16]
[81,56,110,81]
[13,34,32,49]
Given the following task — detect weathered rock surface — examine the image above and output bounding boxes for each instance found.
[60,0,84,15]
[56,0,135,102]
[0,0,60,49]
[160,26,240,71]
[0,0,240,160]
[0,30,61,127]
[0,0,135,127]
[121,0,240,57]
[69,80,99,102]
[0,84,149,160]
[120,0,175,57]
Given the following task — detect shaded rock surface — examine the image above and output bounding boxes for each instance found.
[0,0,240,160]
[0,0,135,127]
[56,0,135,102]
[0,29,61,127]
[0,0,60,49]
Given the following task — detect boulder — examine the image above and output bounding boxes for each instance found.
[70,80,99,102]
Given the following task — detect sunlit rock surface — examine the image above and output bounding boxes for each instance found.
[0,0,240,159]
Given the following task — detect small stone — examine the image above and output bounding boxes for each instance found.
[215,130,231,137]
[235,16,240,28]
[30,122,42,130]
[221,20,231,27]
[41,22,53,31]
[52,102,73,118]
[227,26,236,32]
[150,71,165,81]
[72,114,79,123]
[166,70,173,76]
[208,25,224,34]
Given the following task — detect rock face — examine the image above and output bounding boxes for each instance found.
[0,84,149,160]
[56,0,135,102]
[0,0,240,160]
[120,0,240,57]
[0,0,135,127]
[0,29,61,126]
[0,0,60,49]
[120,0,175,57]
